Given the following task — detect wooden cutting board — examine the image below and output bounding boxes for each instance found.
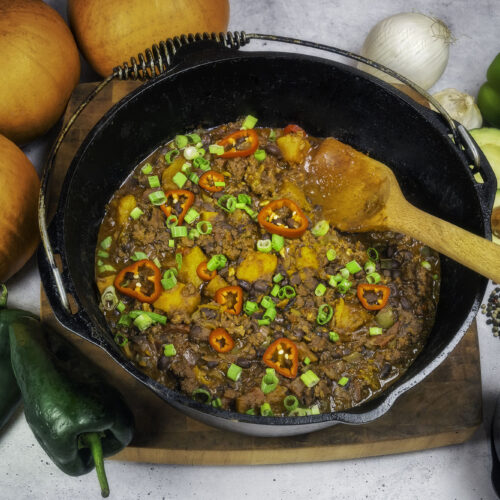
[40,81,482,465]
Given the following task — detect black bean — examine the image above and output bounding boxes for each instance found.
[386,246,394,258]
[383,269,392,277]
[391,270,401,279]
[202,308,217,319]
[157,355,171,371]
[380,363,392,379]
[400,297,411,310]
[236,358,252,368]
[238,280,252,292]
[354,271,364,279]
[205,360,219,368]
[264,143,282,157]
[253,280,269,294]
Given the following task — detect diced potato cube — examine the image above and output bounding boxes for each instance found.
[201,211,218,221]
[96,274,115,295]
[296,246,318,270]
[276,134,311,164]
[334,298,371,331]
[153,283,200,316]
[117,195,137,226]
[278,179,311,212]
[178,246,206,288]
[161,156,185,191]
[204,274,228,297]
[236,251,278,282]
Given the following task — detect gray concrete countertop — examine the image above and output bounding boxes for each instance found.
[1,0,499,498]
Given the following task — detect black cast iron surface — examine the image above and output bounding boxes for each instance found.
[39,46,495,436]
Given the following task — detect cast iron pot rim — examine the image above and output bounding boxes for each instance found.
[49,48,488,428]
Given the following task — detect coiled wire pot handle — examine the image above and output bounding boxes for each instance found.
[38,30,481,314]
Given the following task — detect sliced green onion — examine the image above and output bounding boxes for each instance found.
[300,370,320,388]
[421,260,432,270]
[243,205,258,220]
[217,194,237,213]
[315,283,327,297]
[209,144,225,155]
[258,318,271,326]
[261,368,279,395]
[237,193,252,205]
[260,402,273,416]
[367,247,379,261]
[316,304,333,325]
[193,157,210,171]
[163,344,177,356]
[309,405,320,415]
[338,376,349,387]
[227,363,242,382]
[97,259,103,267]
[97,250,109,258]
[369,327,383,336]
[141,163,153,174]
[206,254,227,271]
[366,272,381,284]
[183,146,199,160]
[189,172,200,184]
[329,274,342,287]
[165,149,179,164]
[148,175,160,188]
[283,395,299,412]
[244,300,259,315]
[269,129,276,141]
[241,114,258,129]
[175,253,182,271]
[212,397,222,408]
[187,133,202,144]
[184,208,200,224]
[364,260,376,274]
[311,220,329,237]
[260,296,274,309]
[336,279,352,294]
[304,357,311,365]
[131,251,148,261]
[246,409,256,415]
[188,228,200,240]
[100,236,112,250]
[98,264,116,274]
[271,233,285,252]
[270,284,280,297]
[192,388,212,404]
[433,274,439,280]
[149,190,167,205]
[214,181,226,187]
[133,313,154,332]
[116,301,126,313]
[117,315,132,327]
[175,135,188,148]
[329,331,340,342]
[263,307,277,322]
[254,149,266,162]
[114,333,128,347]
[346,260,362,274]
[273,273,284,283]
[161,269,177,290]
[100,285,118,311]
[129,207,144,220]
[171,225,188,238]
[181,162,192,175]
[196,220,212,235]
[257,239,272,253]
[278,285,296,299]
[340,268,350,279]
[172,172,188,189]
[153,257,161,269]
[166,215,178,228]
[168,239,175,248]
[326,249,337,261]
[129,310,167,325]
[289,408,308,417]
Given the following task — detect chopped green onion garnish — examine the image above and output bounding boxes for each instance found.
[269,129,276,141]
[166,215,178,228]
[181,162,192,175]
[258,318,271,326]
[183,146,199,160]
[364,260,376,274]
[270,284,280,297]
[188,172,200,184]
[133,313,154,332]
[141,163,153,174]
[98,264,116,274]
[207,254,227,271]
[328,274,341,287]
[100,286,118,310]
[261,368,279,394]
[329,331,340,342]
[257,239,272,253]
[153,257,161,269]
[188,228,200,239]
[278,285,296,299]
[336,279,352,294]
[193,157,210,171]
[315,283,327,297]
[214,181,226,187]
[172,172,188,188]
[163,344,177,357]
[129,207,144,220]
[184,208,200,224]
[217,194,237,213]
[168,239,175,248]
[369,327,383,336]
[316,304,333,325]
[260,296,274,309]
[128,310,167,325]
[116,301,126,313]
[244,300,259,315]
[117,315,132,327]
[148,175,160,188]
[310,405,320,415]
[227,363,242,382]
[260,402,273,416]
[161,269,177,290]
[175,135,188,148]
[149,190,167,205]
[243,205,258,220]
[338,376,349,387]
[346,260,362,274]
[246,409,256,415]
[271,233,284,252]
[171,225,188,238]
[241,114,258,129]
[366,272,381,284]
[300,370,320,388]
[196,220,212,235]
[326,249,336,261]
[283,395,299,412]
[100,236,112,250]
[165,149,179,164]
[311,220,329,237]
[254,149,266,162]
[304,357,311,365]
[433,274,439,280]
[175,253,182,271]
[421,261,432,270]
[97,259,104,267]
[192,388,212,404]
[212,397,222,408]
[131,251,148,261]
[289,408,308,417]
[367,247,379,261]
[97,250,109,258]
[209,144,225,155]
[340,268,350,279]
[273,273,284,283]
[237,193,252,205]
[114,333,128,347]
[187,133,201,144]
[263,307,277,322]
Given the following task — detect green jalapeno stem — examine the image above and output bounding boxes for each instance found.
[80,432,110,498]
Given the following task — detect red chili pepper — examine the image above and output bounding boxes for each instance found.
[216,129,259,158]
[209,328,235,353]
[215,286,243,315]
[198,171,225,193]
[262,337,298,379]
[257,198,308,239]
[357,284,391,310]
[196,261,217,281]
[114,259,161,303]
[159,190,195,225]
[283,124,305,135]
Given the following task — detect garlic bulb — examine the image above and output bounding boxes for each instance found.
[358,12,453,90]
[431,88,483,129]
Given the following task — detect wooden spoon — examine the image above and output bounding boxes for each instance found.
[301,137,500,283]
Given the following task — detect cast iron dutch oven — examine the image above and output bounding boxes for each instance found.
[38,36,496,437]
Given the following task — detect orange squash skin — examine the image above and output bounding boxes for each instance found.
[68,0,230,77]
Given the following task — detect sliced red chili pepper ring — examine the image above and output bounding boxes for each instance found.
[209,328,235,353]
[159,190,195,225]
[114,259,161,303]
[199,171,226,193]
[357,284,391,311]
[283,124,305,135]
[216,129,259,158]
[262,337,298,379]
[215,286,243,315]
[196,261,217,281]
[257,198,308,239]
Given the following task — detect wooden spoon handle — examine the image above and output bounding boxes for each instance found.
[390,202,500,283]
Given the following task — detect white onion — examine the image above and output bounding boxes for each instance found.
[357,12,453,90]
[431,88,483,130]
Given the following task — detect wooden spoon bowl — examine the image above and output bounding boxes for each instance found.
[303,137,500,283]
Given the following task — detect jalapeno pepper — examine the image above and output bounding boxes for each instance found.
[357,283,391,310]
[159,190,195,225]
[283,124,305,135]
[215,286,243,315]
[199,171,226,193]
[262,337,298,379]
[216,129,259,158]
[114,259,161,303]
[257,198,308,238]
[209,328,235,353]
[196,261,217,281]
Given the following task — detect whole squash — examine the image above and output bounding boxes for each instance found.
[0,135,40,282]
[0,0,80,145]
[68,0,230,77]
